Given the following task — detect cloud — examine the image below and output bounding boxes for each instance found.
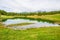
[0,0,60,12]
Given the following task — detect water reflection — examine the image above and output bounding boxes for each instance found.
[8,22,59,30]
[3,19,38,25]
[3,19,59,30]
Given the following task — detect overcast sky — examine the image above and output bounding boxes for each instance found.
[0,0,60,12]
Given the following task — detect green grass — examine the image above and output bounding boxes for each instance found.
[1,15,14,19]
[1,15,25,19]
[26,14,60,22]
[0,26,60,40]
[6,23,34,27]
[40,14,60,21]
[1,14,60,22]
[0,14,60,40]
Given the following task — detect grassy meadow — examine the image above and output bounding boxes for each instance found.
[0,10,60,40]
[1,14,60,24]
[0,25,60,40]
[26,14,60,21]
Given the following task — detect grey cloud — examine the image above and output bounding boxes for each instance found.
[0,0,60,12]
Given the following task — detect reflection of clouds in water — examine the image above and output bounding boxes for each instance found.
[8,22,59,30]
[3,19,59,30]
[3,19,38,25]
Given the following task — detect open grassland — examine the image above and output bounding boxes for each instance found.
[0,10,60,40]
[39,14,60,22]
[0,25,60,40]
[1,15,14,18]
[1,14,60,22]
[26,14,60,21]
[0,14,60,40]
[1,15,25,19]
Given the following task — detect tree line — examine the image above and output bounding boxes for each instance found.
[0,10,60,16]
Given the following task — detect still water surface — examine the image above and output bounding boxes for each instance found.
[3,19,59,30]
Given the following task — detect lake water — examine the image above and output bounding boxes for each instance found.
[3,18,59,30]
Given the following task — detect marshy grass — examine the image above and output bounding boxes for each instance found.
[6,23,34,27]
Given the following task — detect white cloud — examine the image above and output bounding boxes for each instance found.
[0,0,60,12]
